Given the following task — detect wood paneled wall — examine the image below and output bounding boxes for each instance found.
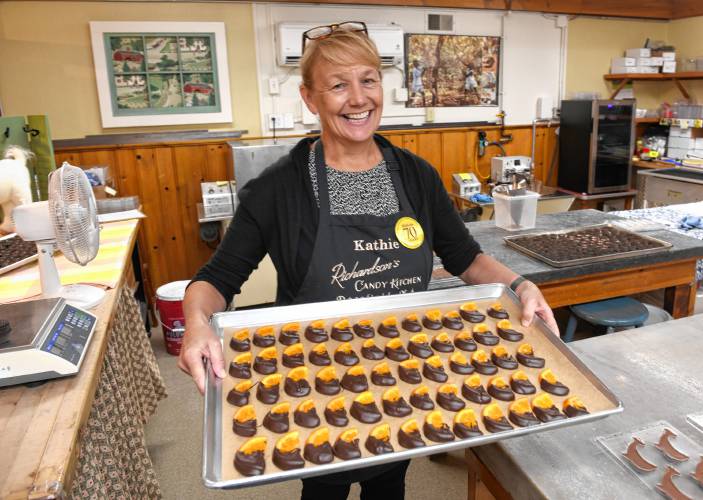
[54,124,557,299]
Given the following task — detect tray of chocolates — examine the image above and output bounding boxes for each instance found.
[203,284,622,489]
[503,224,672,268]
[0,233,38,276]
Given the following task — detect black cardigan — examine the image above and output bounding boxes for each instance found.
[192,134,482,306]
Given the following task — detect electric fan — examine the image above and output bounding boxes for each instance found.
[12,162,104,309]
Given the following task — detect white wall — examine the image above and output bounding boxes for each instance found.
[252,3,565,134]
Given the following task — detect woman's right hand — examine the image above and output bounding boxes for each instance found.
[178,321,227,395]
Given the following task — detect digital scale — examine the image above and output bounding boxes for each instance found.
[0,297,97,388]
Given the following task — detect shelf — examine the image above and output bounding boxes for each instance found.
[603,72,703,100]
[635,118,661,124]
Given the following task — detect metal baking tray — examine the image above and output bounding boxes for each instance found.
[203,284,623,489]
[503,224,673,268]
[0,233,38,276]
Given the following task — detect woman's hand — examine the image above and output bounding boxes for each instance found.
[178,320,226,395]
[514,280,560,336]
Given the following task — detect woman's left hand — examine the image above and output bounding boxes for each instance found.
[514,280,560,336]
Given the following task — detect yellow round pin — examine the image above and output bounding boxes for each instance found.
[395,217,424,249]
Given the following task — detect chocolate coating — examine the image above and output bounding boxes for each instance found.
[234,450,265,476]
[473,331,499,346]
[540,379,570,396]
[278,330,300,346]
[333,438,361,460]
[284,378,311,398]
[341,373,369,393]
[408,341,433,359]
[564,405,589,418]
[516,352,545,369]
[350,401,382,424]
[442,316,464,330]
[398,429,425,449]
[305,325,328,343]
[510,378,536,395]
[462,384,492,405]
[315,378,341,396]
[304,442,334,464]
[230,337,250,352]
[334,350,360,366]
[263,412,290,433]
[422,363,448,383]
[487,384,515,402]
[431,339,455,353]
[324,408,349,427]
[273,448,305,470]
[365,436,394,455]
[353,322,375,338]
[229,362,251,379]
[256,384,279,404]
[253,357,278,375]
[371,372,397,386]
[398,366,422,384]
[253,334,275,348]
[227,388,250,406]
[483,416,513,433]
[409,392,435,410]
[496,326,524,342]
[459,309,486,323]
[437,392,466,412]
[401,318,423,332]
[294,408,321,428]
[471,359,498,375]
[361,344,384,360]
[449,360,474,375]
[282,353,305,368]
[331,326,354,342]
[382,398,413,418]
[308,349,331,366]
[509,410,540,427]
[385,346,410,362]
[233,419,257,437]
[533,405,565,422]
[423,422,455,442]
[491,353,518,370]
[422,316,442,330]
[378,322,399,338]
[487,308,509,320]
[454,336,477,352]
[453,422,482,439]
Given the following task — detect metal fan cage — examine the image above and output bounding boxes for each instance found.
[48,162,100,265]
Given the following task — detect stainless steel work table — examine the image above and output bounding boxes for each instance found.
[468,314,703,499]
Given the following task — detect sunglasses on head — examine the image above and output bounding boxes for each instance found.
[302,21,368,53]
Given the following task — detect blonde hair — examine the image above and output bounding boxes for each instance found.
[300,29,381,89]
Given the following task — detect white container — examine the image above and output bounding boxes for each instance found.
[626,48,651,58]
[612,57,636,67]
[662,60,677,73]
[493,190,540,231]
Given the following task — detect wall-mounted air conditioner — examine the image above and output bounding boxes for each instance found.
[276,22,404,67]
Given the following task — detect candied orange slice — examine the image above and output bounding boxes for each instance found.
[362,339,376,348]
[373,362,391,375]
[276,431,300,453]
[460,302,478,312]
[316,366,337,382]
[234,380,253,392]
[257,346,277,360]
[405,313,419,321]
[532,392,555,410]
[234,404,256,422]
[287,366,308,382]
[517,343,534,356]
[425,410,445,429]
[471,350,489,363]
[400,359,419,370]
[239,436,267,455]
[433,332,451,343]
[333,319,350,330]
[438,383,459,395]
[336,342,353,354]
[412,385,429,396]
[450,352,468,365]
[326,396,346,412]
[426,355,443,368]
[563,396,587,411]
[346,365,365,377]
[539,369,558,385]
[445,311,461,319]
[509,398,532,415]
[233,329,249,341]
[400,419,420,434]
[382,387,401,402]
[488,376,509,389]
[311,343,328,354]
[491,302,504,311]
[256,326,275,337]
[310,320,326,329]
[338,428,359,443]
[482,403,505,421]
[283,343,303,357]
[234,352,252,364]
[296,399,315,413]
[473,323,490,333]
[271,402,291,415]
[386,338,403,350]
[261,373,282,388]
[497,319,513,330]
[410,333,429,344]
[455,330,471,340]
[492,346,509,358]
[464,374,482,388]
[425,309,441,321]
[307,427,330,447]
[357,319,373,327]
[370,423,391,441]
[454,408,478,426]
[511,371,529,382]
[382,316,398,327]
[282,322,300,333]
[354,391,375,405]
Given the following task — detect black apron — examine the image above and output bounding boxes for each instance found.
[297,140,432,485]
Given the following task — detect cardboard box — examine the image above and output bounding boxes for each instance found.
[650,57,664,66]
[662,61,677,73]
[638,66,659,74]
[626,48,651,58]
[670,126,693,138]
[666,147,690,159]
[611,65,643,74]
[662,51,676,61]
[612,57,636,67]
[668,136,695,149]
[636,57,655,66]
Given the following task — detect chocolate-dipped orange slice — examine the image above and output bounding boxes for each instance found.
[324,396,349,427]
[487,376,515,402]
[491,345,518,370]
[408,384,433,410]
[381,387,412,418]
[341,365,368,393]
[539,369,569,396]
[305,319,328,343]
[254,346,278,375]
[508,398,540,427]
[449,351,474,374]
[282,343,305,368]
[398,359,422,384]
[423,410,455,442]
[401,313,422,332]
[256,373,282,404]
[293,399,320,428]
[234,436,266,476]
[487,302,509,319]
[531,392,565,422]
[398,419,425,449]
[331,319,354,342]
[279,322,300,346]
[315,366,340,395]
[308,342,331,366]
[472,323,499,346]
[482,403,513,433]
[361,338,384,360]
[284,366,311,397]
[227,380,253,407]
[334,342,359,366]
[516,343,545,368]
[454,330,477,352]
[459,302,485,323]
[233,404,257,437]
[422,309,443,330]
[563,396,589,418]
[442,310,464,330]
[230,329,250,352]
[436,383,466,412]
[365,423,394,455]
[253,326,276,347]
[353,319,375,338]
[273,431,305,470]
[333,429,362,460]
[350,391,382,424]
[304,427,333,464]
[453,409,482,439]
[384,338,410,362]
[496,320,524,342]
[470,349,498,375]
[462,374,492,405]
[378,316,400,338]
[263,402,290,433]
[423,355,448,383]
[510,371,536,395]
[407,333,433,358]
[229,352,252,379]
[371,361,397,386]
[431,332,455,353]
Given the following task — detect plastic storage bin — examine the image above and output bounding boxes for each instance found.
[493,190,540,231]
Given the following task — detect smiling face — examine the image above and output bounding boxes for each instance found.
[300,59,383,148]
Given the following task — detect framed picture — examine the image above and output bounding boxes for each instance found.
[405,34,500,108]
[90,22,232,127]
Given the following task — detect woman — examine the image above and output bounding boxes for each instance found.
[180,23,558,500]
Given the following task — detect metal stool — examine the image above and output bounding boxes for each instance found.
[563,297,649,342]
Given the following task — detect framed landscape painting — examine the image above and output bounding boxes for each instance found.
[90,21,232,127]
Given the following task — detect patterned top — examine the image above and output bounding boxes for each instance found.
[308,148,400,216]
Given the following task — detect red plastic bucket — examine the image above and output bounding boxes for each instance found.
[156,280,190,356]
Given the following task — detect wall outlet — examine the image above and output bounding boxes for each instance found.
[268,113,294,130]
[268,77,280,95]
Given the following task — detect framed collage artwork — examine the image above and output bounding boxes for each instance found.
[90,21,232,127]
